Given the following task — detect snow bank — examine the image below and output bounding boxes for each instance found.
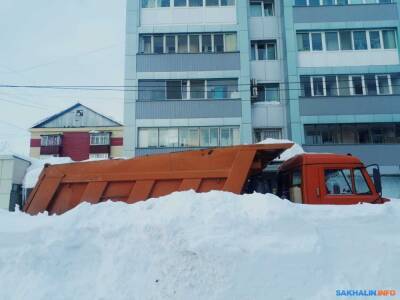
[258,138,305,161]
[1,191,399,300]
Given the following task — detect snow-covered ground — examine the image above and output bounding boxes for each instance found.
[1,191,399,300]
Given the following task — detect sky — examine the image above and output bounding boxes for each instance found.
[0,0,126,155]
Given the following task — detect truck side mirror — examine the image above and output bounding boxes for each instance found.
[373,168,382,195]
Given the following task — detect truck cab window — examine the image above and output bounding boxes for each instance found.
[354,169,371,195]
[325,169,353,195]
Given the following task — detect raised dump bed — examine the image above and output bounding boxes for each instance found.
[24,144,292,215]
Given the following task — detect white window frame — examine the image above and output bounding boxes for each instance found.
[90,132,111,146]
[41,135,61,146]
[299,0,390,6]
[375,74,393,95]
[250,0,275,17]
[349,75,366,95]
[251,40,277,60]
[310,76,326,96]
[89,153,110,159]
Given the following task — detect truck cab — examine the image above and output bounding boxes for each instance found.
[277,154,386,205]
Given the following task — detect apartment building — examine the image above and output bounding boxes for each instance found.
[124,0,287,157]
[124,0,400,188]
[284,0,400,178]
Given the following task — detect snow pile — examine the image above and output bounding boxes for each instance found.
[1,191,399,300]
[258,138,305,161]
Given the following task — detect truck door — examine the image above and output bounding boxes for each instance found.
[321,167,375,204]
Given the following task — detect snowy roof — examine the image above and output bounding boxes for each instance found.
[31,102,123,129]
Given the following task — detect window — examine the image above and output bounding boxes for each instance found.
[264,1,274,16]
[311,76,325,96]
[142,0,156,7]
[382,30,397,49]
[309,0,320,5]
[90,133,110,145]
[350,76,364,95]
[41,135,61,146]
[159,128,179,147]
[250,1,274,16]
[305,123,400,145]
[220,128,240,146]
[254,83,280,102]
[340,31,353,50]
[214,34,224,53]
[200,128,219,146]
[157,0,170,6]
[166,35,176,53]
[139,80,166,101]
[224,34,237,52]
[325,32,339,50]
[300,76,311,97]
[325,169,353,195]
[138,128,159,148]
[207,79,238,99]
[206,0,219,5]
[325,75,338,96]
[179,128,200,147]
[189,0,203,6]
[354,169,371,194]
[297,33,310,51]
[153,35,164,54]
[369,31,381,49]
[140,36,152,53]
[295,0,307,5]
[202,34,212,52]
[254,128,282,142]
[353,31,367,50]
[178,35,188,53]
[190,80,206,99]
[89,153,109,159]
[189,35,200,53]
[250,2,263,16]
[221,0,235,5]
[166,80,183,99]
[174,0,187,6]
[376,75,391,95]
[338,75,350,96]
[365,74,377,95]
[251,41,277,60]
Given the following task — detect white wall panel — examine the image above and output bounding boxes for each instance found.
[298,50,399,68]
[141,7,236,26]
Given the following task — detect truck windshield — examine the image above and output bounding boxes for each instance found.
[325,169,353,195]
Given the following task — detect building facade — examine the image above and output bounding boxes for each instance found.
[30,103,124,161]
[124,0,400,186]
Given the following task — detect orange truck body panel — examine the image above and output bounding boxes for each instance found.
[24,144,293,215]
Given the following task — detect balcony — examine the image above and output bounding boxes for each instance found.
[293,3,398,24]
[136,52,240,73]
[136,99,242,119]
[40,145,62,156]
[299,95,400,116]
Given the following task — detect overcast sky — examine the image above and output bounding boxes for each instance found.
[0,0,126,155]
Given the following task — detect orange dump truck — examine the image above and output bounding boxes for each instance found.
[24,143,387,215]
